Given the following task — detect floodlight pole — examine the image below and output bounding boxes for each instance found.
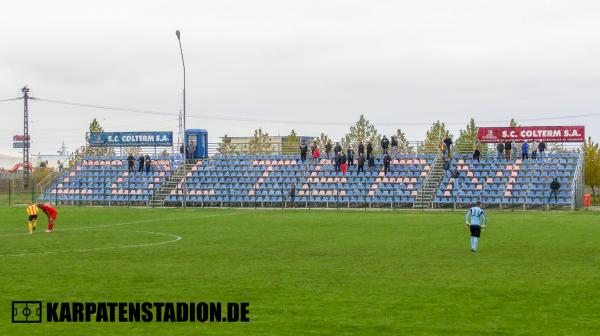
[22,86,30,188]
[176,30,187,208]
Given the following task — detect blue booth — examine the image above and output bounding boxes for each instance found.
[184,129,208,159]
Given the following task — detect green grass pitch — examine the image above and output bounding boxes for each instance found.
[0,206,598,335]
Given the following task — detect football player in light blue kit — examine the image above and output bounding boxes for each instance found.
[465,201,486,252]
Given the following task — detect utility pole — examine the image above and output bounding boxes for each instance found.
[177,109,183,151]
[58,141,67,156]
[176,30,187,209]
[22,86,30,188]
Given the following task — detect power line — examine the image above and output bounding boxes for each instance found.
[32,97,344,125]
[32,97,175,117]
[29,96,600,127]
[0,97,22,102]
[507,113,600,122]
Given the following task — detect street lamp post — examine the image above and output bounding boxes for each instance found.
[176,30,187,208]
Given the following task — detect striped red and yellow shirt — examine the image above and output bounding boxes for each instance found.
[26,205,38,216]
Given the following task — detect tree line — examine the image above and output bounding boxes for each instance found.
[218,114,486,155]
[584,137,600,196]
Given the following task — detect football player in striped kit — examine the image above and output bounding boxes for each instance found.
[26,203,38,234]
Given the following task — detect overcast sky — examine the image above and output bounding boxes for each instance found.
[1,0,599,156]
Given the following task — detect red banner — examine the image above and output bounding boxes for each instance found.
[477,126,585,143]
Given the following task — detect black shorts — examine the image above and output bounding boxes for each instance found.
[28,214,38,221]
[470,225,481,238]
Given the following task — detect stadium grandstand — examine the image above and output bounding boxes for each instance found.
[38,128,585,210]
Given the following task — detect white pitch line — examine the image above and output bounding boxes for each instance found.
[0,211,239,257]
[0,229,182,257]
[0,211,239,237]
[61,212,240,231]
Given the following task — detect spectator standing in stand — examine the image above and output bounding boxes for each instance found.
[440,142,447,159]
[366,141,373,161]
[496,141,504,160]
[340,152,347,175]
[358,141,365,157]
[127,153,135,173]
[504,141,512,160]
[548,177,560,203]
[144,154,151,174]
[325,140,333,159]
[299,141,308,162]
[188,140,196,161]
[334,153,341,172]
[138,154,145,172]
[443,135,453,154]
[444,158,451,177]
[334,142,342,156]
[390,136,398,157]
[452,167,461,192]
[368,152,375,170]
[443,143,451,160]
[473,147,481,162]
[521,141,529,160]
[381,136,390,154]
[357,153,365,173]
[312,145,320,163]
[383,153,391,174]
[538,142,546,161]
[347,146,355,167]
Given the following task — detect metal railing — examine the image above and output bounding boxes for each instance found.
[571,146,584,210]
[209,140,440,157]
[36,145,87,194]
[414,151,442,209]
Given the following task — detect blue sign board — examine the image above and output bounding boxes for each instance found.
[88,132,173,147]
